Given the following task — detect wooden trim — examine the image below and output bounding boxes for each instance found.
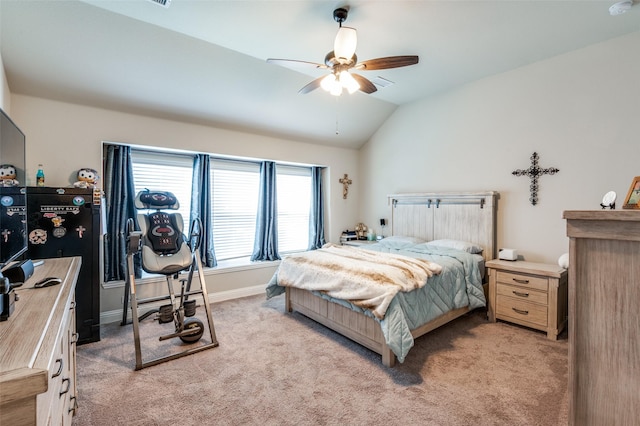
[0,368,47,404]
[485,259,565,279]
[410,306,470,338]
[286,288,470,367]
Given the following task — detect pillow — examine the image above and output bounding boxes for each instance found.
[424,239,483,254]
[376,235,426,249]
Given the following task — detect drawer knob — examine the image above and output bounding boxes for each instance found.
[512,307,529,316]
[513,278,530,284]
[70,332,79,345]
[52,358,64,378]
[513,290,529,298]
[69,395,78,414]
[60,378,71,397]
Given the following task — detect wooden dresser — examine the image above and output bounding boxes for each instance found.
[486,259,568,340]
[564,210,640,425]
[0,257,81,426]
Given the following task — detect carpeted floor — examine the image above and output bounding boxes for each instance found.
[72,294,568,426]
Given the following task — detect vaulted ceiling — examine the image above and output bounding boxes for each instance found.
[1,1,639,149]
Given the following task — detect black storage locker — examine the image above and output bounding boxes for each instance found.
[26,186,100,344]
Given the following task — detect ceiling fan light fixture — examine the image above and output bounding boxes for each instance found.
[321,74,336,92]
[340,71,360,94]
[321,73,343,96]
[267,6,418,97]
[334,27,357,60]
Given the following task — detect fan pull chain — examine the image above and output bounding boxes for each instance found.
[335,96,340,135]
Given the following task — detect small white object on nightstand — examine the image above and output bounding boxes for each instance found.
[498,248,518,261]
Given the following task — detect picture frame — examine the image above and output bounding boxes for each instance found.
[622,176,640,209]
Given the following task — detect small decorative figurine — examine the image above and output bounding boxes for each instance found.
[600,191,616,209]
[0,164,19,187]
[73,168,99,188]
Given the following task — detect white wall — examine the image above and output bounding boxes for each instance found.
[1,53,10,112]
[359,31,640,264]
[0,0,6,113]
[9,95,360,318]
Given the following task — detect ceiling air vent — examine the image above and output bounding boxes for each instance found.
[148,0,171,8]
[371,77,395,88]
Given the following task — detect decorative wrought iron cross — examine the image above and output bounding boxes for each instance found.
[339,173,352,199]
[512,152,559,206]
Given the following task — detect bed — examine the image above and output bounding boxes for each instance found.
[266,191,498,367]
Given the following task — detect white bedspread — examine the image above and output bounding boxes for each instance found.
[275,243,442,319]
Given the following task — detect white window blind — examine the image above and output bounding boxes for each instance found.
[276,165,311,253]
[130,149,194,232]
[128,147,314,263]
[210,159,260,261]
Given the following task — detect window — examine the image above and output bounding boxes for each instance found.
[277,165,311,253]
[125,146,315,264]
[130,149,194,232]
[210,159,260,261]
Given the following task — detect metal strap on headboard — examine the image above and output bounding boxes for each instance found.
[392,197,486,209]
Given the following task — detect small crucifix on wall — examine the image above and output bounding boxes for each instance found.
[512,152,559,206]
[339,173,352,199]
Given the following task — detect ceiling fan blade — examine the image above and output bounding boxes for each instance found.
[298,76,326,94]
[354,55,419,71]
[350,73,377,94]
[267,58,328,70]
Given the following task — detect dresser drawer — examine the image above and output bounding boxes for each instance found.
[496,271,548,292]
[497,283,548,305]
[496,295,548,327]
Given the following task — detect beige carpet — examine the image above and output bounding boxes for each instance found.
[72,294,568,426]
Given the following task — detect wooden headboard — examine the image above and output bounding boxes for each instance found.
[387,191,498,262]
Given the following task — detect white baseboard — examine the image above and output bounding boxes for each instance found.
[100,283,267,325]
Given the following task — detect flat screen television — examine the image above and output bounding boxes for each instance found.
[0,108,27,269]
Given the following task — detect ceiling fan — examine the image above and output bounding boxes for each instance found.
[267,7,419,96]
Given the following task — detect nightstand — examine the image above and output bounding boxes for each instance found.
[486,259,568,340]
[342,240,378,247]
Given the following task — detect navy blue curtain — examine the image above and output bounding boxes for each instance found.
[251,161,280,261]
[190,154,217,267]
[308,166,326,250]
[103,144,140,281]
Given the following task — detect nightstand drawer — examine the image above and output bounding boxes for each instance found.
[497,283,548,305]
[496,271,548,292]
[496,295,548,327]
